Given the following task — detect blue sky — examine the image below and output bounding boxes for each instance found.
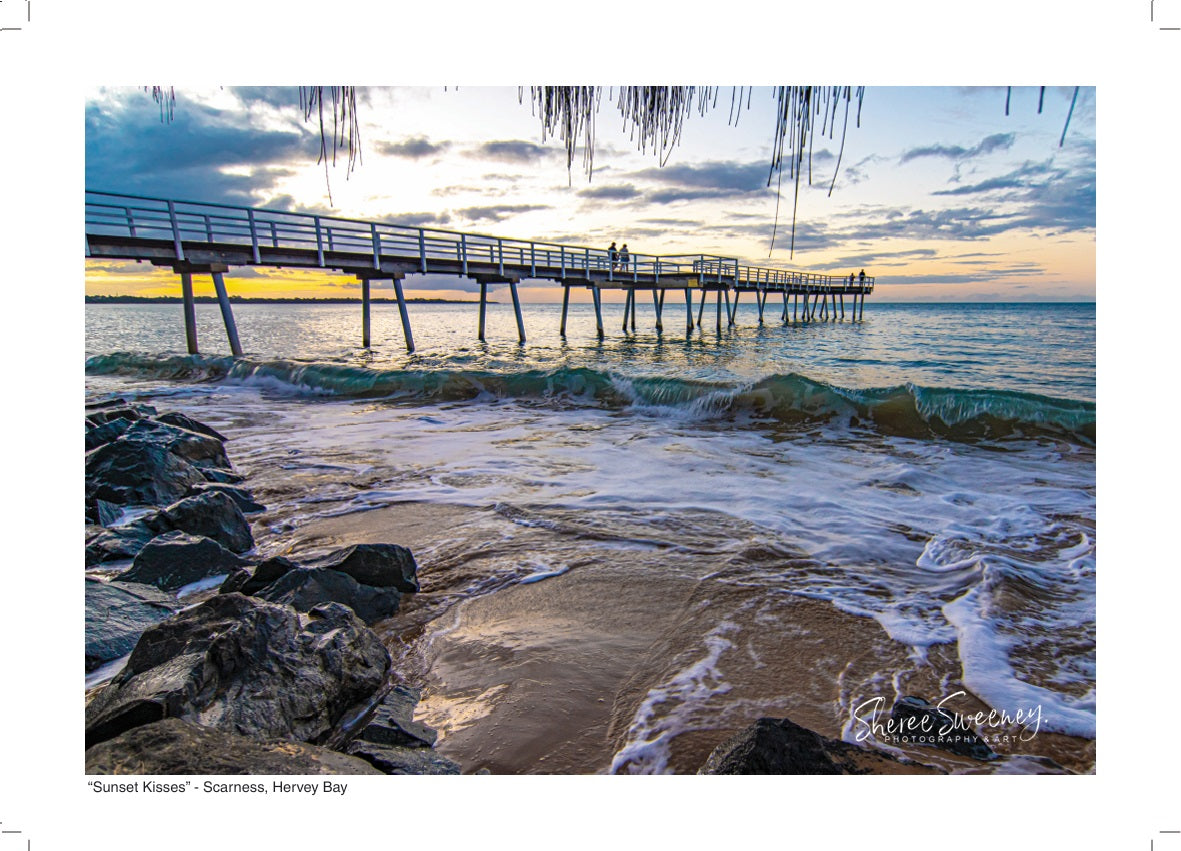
[85,86,1095,302]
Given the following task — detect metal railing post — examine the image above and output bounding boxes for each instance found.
[461,233,468,276]
[371,223,381,270]
[248,209,260,263]
[498,239,504,276]
[419,230,427,273]
[168,200,185,261]
[125,207,137,238]
[315,217,325,266]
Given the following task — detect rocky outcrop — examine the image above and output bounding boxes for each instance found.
[85,522,158,566]
[310,543,419,592]
[219,556,298,596]
[86,439,208,507]
[115,532,249,592]
[890,696,999,761]
[343,684,456,774]
[85,594,391,748]
[188,482,266,514]
[86,719,382,775]
[122,418,232,470]
[85,577,179,672]
[346,741,461,775]
[155,412,227,442]
[253,568,403,624]
[699,717,943,775]
[353,686,437,749]
[147,491,254,554]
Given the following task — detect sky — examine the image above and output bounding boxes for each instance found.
[84,86,1095,303]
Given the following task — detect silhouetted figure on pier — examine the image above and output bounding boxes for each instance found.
[849,273,855,285]
[619,244,630,272]
[858,269,866,284]
[609,242,618,270]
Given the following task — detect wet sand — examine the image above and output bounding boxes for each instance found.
[289,501,1095,775]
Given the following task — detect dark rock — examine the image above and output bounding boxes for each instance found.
[85,577,179,671]
[86,718,382,775]
[86,417,135,452]
[219,556,299,596]
[85,498,123,527]
[889,696,999,761]
[311,543,419,592]
[189,482,266,514]
[346,741,461,775]
[699,717,941,775]
[147,491,254,554]
[116,532,249,592]
[85,521,158,566]
[254,568,402,624]
[156,412,227,442]
[86,403,157,425]
[85,594,390,748]
[86,439,208,507]
[201,468,245,484]
[123,418,231,470]
[354,685,437,748]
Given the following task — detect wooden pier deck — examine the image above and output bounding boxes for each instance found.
[85,190,876,354]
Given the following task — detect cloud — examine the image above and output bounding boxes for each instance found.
[86,91,316,206]
[899,132,1015,164]
[454,204,550,224]
[578,184,641,200]
[932,160,1055,195]
[632,160,770,192]
[375,136,452,159]
[467,140,557,164]
[379,211,454,228]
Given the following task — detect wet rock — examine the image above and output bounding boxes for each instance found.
[890,696,999,761]
[85,497,123,527]
[147,491,254,554]
[116,532,249,593]
[85,577,179,672]
[85,594,391,748]
[86,417,135,452]
[86,403,157,425]
[189,482,266,514]
[353,685,437,749]
[86,439,207,507]
[699,717,942,775]
[85,522,158,566]
[311,544,419,592]
[253,568,402,625]
[201,468,245,485]
[86,718,382,775]
[346,741,461,775]
[123,418,231,470]
[155,412,227,442]
[219,556,299,596]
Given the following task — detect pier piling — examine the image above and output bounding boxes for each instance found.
[478,282,488,341]
[559,284,570,337]
[362,278,371,347]
[393,276,415,353]
[210,271,243,357]
[592,287,604,338]
[180,272,198,354]
[510,281,526,344]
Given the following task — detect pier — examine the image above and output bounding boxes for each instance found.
[85,190,876,355]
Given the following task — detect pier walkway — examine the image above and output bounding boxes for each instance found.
[85,190,875,355]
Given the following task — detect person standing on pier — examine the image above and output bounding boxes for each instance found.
[849,272,855,286]
[619,244,630,273]
[609,242,619,271]
[859,269,866,284]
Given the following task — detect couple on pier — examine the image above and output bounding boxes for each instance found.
[608,241,631,273]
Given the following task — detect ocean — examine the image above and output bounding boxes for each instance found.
[84,300,1096,774]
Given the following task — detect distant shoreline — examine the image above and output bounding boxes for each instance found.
[85,295,489,305]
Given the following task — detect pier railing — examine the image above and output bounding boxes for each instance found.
[85,190,874,293]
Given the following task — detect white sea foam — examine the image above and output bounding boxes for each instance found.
[609,620,738,774]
